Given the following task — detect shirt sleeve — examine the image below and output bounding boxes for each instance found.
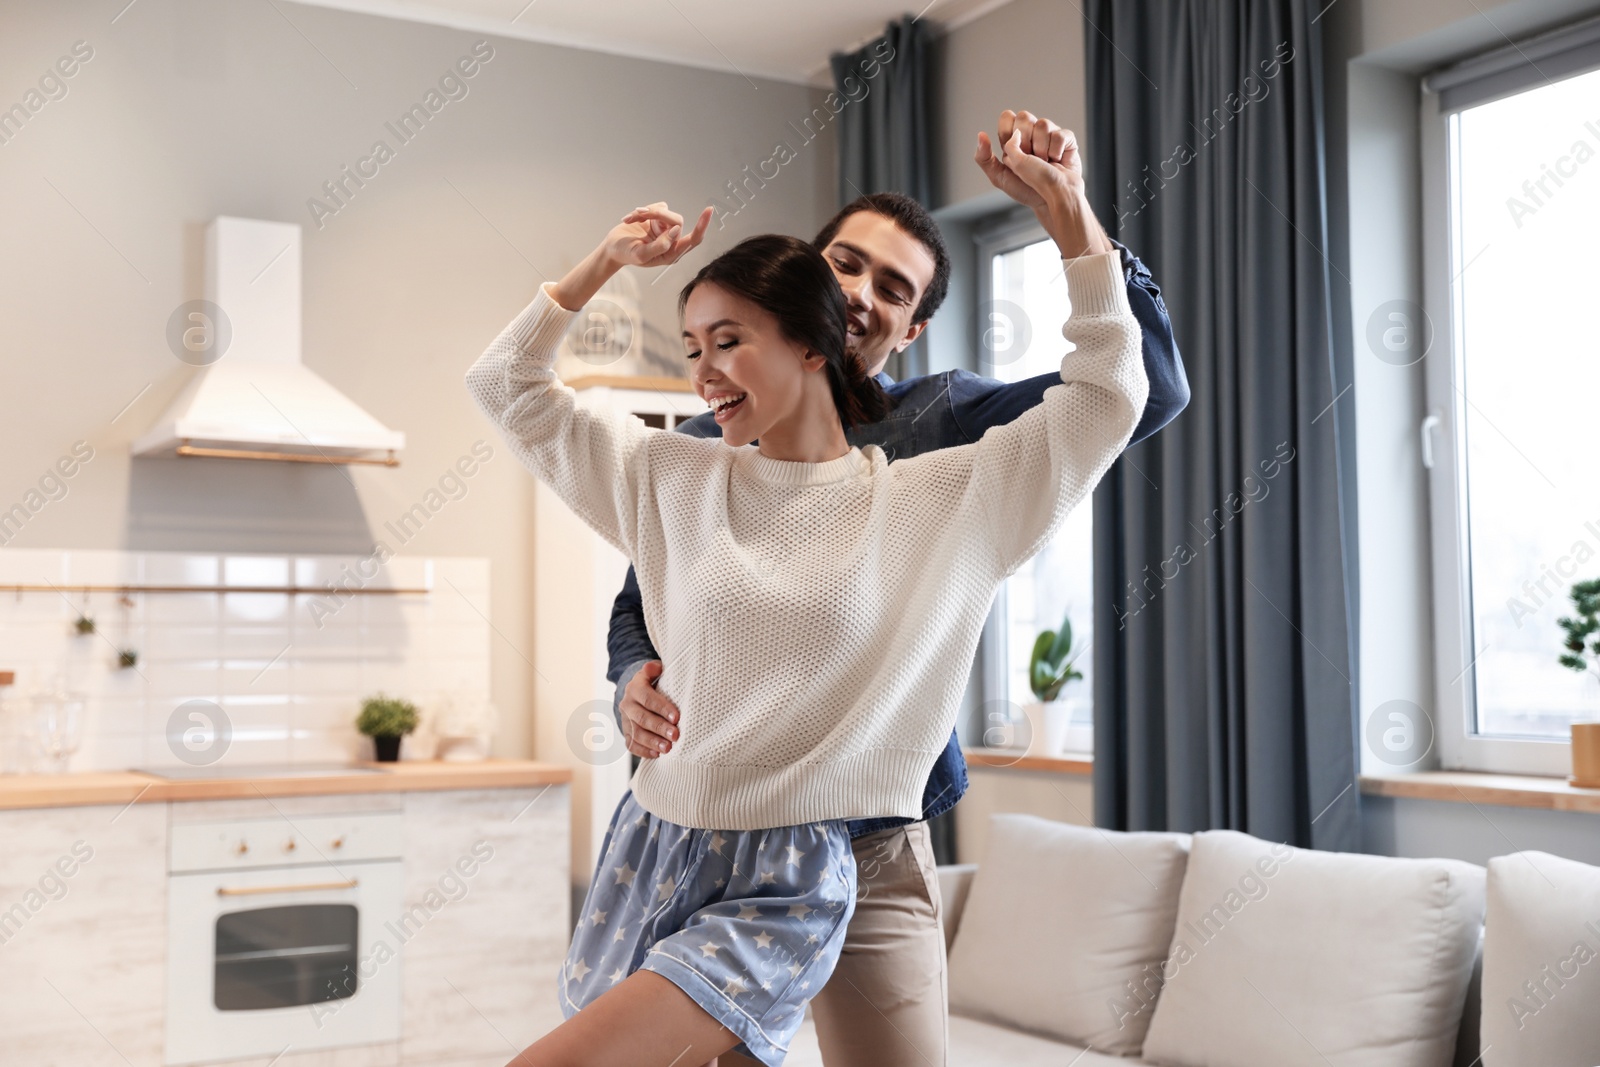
[1112,238,1190,444]
[947,239,1187,448]
[966,251,1148,576]
[464,281,650,558]
[606,564,658,685]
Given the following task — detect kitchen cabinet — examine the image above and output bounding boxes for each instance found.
[0,770,570,1067]
[398,787,571,1063]
[0,801,168,1066]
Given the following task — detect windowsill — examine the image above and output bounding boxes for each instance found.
[962,757,1600,811]
[1360,770,1600,814]
[964,747,1093,775]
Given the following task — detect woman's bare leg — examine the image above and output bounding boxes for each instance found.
[503,970,741,1067]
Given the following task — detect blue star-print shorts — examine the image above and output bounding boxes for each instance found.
[559,788,857,1066]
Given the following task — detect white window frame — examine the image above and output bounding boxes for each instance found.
[1419,36,1600,775]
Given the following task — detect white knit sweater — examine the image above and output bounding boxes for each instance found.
[465,251,1146,830]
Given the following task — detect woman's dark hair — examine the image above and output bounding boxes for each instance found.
[678,234,889,431]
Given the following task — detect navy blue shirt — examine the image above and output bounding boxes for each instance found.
[606,239,1189,837]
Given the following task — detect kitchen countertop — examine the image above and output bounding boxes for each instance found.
[0,759,573,810]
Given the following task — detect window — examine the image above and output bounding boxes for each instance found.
[1423,39,1600,773]
[974,214,1095,756]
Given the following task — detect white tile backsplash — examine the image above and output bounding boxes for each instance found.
[0,549,492,772]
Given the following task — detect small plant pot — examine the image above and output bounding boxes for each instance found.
[1572,722,1600,789]
[372,735,402,762]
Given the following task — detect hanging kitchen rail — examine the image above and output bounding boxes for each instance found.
[0,583,430,596]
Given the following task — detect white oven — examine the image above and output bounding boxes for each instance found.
[164,812,404,1065]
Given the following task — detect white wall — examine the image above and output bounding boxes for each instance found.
[0,0,835,761]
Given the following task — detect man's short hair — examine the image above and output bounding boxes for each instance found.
[812,192,951,326]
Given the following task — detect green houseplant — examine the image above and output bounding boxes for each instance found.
[1021,610,1088,755]
[1030,611,1085,702]
[357,693,419,762]
[1557,577,1600,685]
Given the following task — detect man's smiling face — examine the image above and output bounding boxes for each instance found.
[817,211,937,378]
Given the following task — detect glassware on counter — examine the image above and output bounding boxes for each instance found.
[31,672,85,775]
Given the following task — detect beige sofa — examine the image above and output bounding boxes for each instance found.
[785,814,1600,1067]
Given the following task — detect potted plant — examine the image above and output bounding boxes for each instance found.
[1023,609,1088,756]
[357,693,419,762]
[1557,578,1600,787]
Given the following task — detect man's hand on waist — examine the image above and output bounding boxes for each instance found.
[621,660,682,759]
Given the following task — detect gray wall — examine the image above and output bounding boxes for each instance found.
[930,0,1085,212]
[0,0,835,759]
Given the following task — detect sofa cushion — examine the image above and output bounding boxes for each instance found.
[946,814,1190,1054]
[780,1012,1158,1067]
[949,1015,1154,1067]
[937,863,978,952]
[1142,830,1484,1067]
[1480,850,1600,1067]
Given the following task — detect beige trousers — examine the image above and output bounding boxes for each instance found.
[722,821,949,1067]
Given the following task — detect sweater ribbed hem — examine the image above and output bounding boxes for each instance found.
[630,746,940,830]
[1060,251,1131,319]
[735,446,869,486]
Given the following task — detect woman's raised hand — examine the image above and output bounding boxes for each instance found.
[552,203,715,311]
[604,203,714,269]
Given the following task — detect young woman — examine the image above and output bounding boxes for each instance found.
[465,136,1147,1067]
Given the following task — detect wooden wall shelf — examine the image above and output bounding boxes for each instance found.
[567,374,696,393]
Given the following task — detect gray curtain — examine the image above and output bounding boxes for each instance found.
[1084,0,1360,850]
[829,15,931,210]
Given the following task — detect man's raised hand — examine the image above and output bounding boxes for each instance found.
[975,110,1112,259]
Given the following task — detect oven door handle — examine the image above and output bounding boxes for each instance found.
[216,878,359,897]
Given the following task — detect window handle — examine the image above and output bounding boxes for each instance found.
[1420,413,1442,470]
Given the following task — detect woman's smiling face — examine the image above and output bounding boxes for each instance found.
[682,282,821,449]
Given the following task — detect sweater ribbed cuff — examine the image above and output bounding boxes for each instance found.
[505,281,579,356]
[1061,251,1131,318]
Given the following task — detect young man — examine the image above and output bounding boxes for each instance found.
[604,111,1189,1066]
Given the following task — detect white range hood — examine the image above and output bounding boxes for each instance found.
[133,216,405,466]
